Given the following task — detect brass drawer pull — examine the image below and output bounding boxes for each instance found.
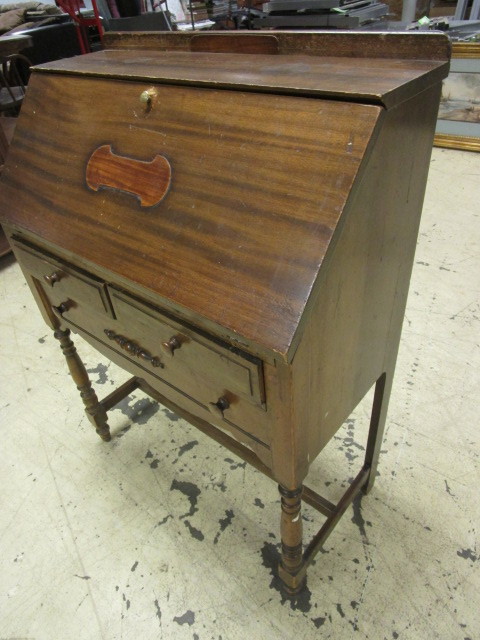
[44,271,63,287]
[104,329,163,368]
[52,301,71,317]
[161,336,181,357]
[209,396,230,419]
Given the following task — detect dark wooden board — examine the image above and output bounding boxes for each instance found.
[0,73,381,357]
[34,49,448,109]
[104,30,451,62]
[190,33,279,54]
[290,83,443,470]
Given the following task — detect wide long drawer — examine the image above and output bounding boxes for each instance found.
[75,315,271,451]
[62,286,270,445]
[110,288,264,404]
[101,287,268,439]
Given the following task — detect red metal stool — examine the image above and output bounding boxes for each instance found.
[55,0,104,54]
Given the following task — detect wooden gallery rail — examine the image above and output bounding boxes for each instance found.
[0,31,450,595]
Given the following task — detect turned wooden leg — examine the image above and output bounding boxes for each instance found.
[363,371,393,494]
[54,328,111,442]
[278,485,306,595]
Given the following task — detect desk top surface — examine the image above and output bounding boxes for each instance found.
[36,48,448,109]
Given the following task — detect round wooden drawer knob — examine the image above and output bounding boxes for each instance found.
[52,301,70,317]
[44,271,62,286]
[209,396,230,419]
[162,336,181,356]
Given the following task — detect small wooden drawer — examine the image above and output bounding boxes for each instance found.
[12,239,113,322]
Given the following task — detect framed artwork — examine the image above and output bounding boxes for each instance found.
[434,42,480,152]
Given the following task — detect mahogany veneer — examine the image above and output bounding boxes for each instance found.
[0,31,449,595]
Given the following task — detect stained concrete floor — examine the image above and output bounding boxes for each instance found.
[0,147,479,640]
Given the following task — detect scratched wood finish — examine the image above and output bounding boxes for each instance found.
[1,73,380,357]
[268,84,443,488]
[86,144,172,207]
[0,32,450,594]
[104,30,451,61]
[190,33,279,54]
[34,49,447,109]
[109,287,266,407]
[107,288,270,441]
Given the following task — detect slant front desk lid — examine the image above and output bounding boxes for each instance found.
[0,46,448,359]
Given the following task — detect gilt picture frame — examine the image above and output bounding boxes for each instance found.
[434,42,480,152]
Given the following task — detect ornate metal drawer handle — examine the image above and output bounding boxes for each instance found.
[104,329,163,368]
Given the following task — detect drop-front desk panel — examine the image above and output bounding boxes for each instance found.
[0,31,450,595]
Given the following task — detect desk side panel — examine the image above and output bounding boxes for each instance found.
[287,83,442,473]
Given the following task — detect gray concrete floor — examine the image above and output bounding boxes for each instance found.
[0,147,479,639]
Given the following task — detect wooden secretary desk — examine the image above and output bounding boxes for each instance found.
[0,31,449,594]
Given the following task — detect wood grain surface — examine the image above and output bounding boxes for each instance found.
[290,83,443,471]
[190,33,279,54]
[34,49,448,109]
[0,73,381,357]
[0,31,449,594]
[86,144,171,207]
[104,30,451,62]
